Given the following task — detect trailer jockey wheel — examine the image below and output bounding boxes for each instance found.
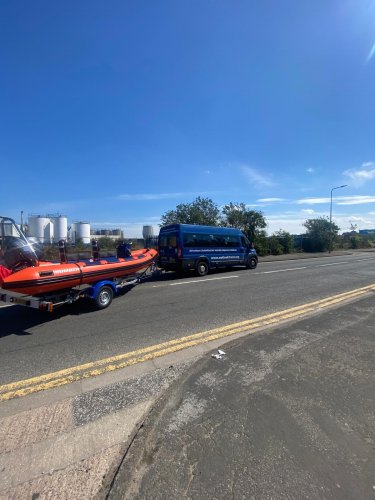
[94,285,114,310]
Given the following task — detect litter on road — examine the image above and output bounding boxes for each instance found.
[211,349,226,360]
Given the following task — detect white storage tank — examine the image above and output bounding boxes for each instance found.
[71,222,91,244]
[52,216,68,242]
[142,225,154,240]
[28,216,54,244]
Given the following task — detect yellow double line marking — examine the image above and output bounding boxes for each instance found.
[1,284,374,402]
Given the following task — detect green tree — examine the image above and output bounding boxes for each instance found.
[253,230,269,256]
[349,235,360,249]
[303,217,339,252]
[96,237,117,250]
[272,230,294,254]
[74,240,90,251]
[160,197,221,226]
[221,202,267,241]
[267,235,284,255]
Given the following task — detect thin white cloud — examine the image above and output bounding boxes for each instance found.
[240,165,275,188]
[343,162,375,187]
[348,216,372,223]
[296,197,330,205]
[366,42,375,63]
[117,192,204,201]
[297,195,375,206]
[337,196,375,205]
[306,168,315,173]
[301,209,315,215]
[91,217,160,227]
[264,210,375,235]
[256,197,286,203]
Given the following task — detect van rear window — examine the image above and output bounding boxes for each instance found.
[159,235,177,247]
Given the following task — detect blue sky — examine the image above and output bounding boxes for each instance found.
[1,0,375,237]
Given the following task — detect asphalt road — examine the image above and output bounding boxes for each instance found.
[1,252,375,385]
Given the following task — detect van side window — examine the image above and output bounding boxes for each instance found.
[183,234,197,247]
[182,232,241,248]
[183,233,214,247]
[225,235,240,247]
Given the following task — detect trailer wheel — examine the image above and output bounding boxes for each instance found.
[95,285,114,310]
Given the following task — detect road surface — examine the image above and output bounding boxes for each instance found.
[1,252,375,386]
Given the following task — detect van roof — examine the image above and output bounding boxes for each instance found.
[159,224,243,234]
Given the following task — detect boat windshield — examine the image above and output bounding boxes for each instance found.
[0,216,39,269]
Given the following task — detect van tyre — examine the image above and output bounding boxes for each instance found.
[95,285,114,310]
[196,260,209,277]
[246,256,258,270]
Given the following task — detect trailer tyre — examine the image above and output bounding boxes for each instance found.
[95,285,114,310]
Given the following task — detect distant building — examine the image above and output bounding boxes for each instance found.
[359,229,375,235]
[90,228,124,241]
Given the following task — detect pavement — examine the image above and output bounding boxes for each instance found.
[108,293,375,500]
[0,250,374,499]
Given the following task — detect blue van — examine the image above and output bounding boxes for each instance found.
[158,224,258,276]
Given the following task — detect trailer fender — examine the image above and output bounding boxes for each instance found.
[87,280,118,300]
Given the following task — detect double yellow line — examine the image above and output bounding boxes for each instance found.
[1,284,374,402]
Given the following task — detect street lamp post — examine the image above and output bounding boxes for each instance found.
[329,185,348,253]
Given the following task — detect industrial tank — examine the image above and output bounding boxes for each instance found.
[51,216,68,242]
[71,222,91,244]
[142,225,154,240]
[28,216,53,244]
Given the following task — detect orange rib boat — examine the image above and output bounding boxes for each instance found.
[0,216,158,296]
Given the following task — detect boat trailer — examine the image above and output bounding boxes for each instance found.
[0,263,161,312]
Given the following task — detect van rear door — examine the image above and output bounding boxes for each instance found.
[158,231,180,269]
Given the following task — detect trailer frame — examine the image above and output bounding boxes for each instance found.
[0,263,162,312]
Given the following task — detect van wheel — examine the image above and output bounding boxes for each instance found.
[246,256,258,270]
[94,285,114,310]
[196,260,209,276]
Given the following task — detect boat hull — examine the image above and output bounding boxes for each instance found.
[1,249,158,296]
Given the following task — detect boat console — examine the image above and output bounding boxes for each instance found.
[0,216,42,270]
